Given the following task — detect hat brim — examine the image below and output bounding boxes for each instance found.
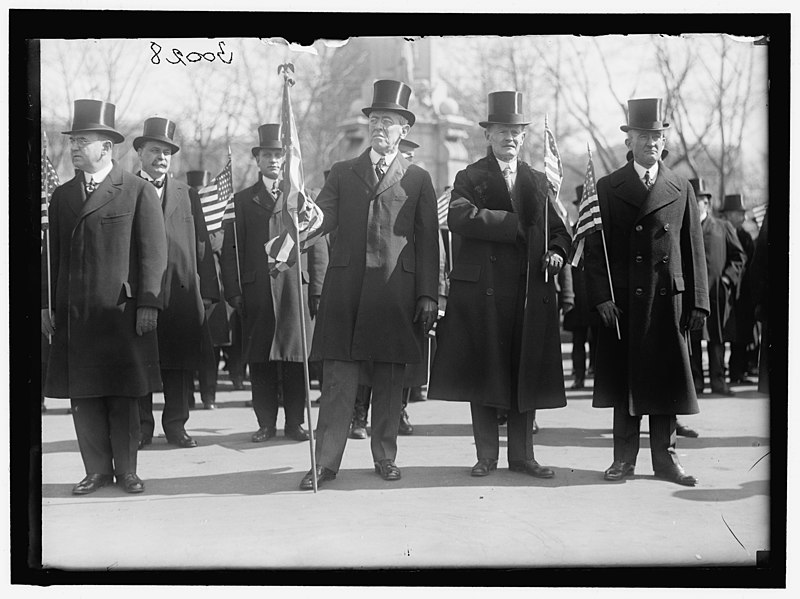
[62,127,125,144]
[362,107,416,127]
[133,135,180,154]
[620,123,670,132]
[479,120,531,128]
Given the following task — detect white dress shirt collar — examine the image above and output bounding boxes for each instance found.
[84,161,114,186]
[370,148,398,169]
[494,156,518,174]
[139,169,166,197]
[632,160,659,184]
[262,175,280,195]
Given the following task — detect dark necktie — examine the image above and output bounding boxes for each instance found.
[151,178,165,189]
[502,167,514,193]
[375,156,386,181]
[643,171,653,190]
[84,178,98,195]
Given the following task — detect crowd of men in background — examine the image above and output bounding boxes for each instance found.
[41,83,769,495]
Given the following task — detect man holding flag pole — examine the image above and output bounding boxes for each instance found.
[582,98,708,487]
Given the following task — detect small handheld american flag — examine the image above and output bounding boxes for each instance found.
[198,155,234,233]
[41,149,60,232]
[570,148,603,267]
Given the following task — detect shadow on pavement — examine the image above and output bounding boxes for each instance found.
[671,479,769,502]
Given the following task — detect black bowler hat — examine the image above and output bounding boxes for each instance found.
[133,117,180,154]
[479,91,530,128]
[251,124,283,157]
[574,185,584,205]
[721,194,746,212]
[62,98,125,143]
[689,178,712,199]
[399,138,419,151]
[362,80,415,127]
[186,170,212,188]
[620,98,670,132]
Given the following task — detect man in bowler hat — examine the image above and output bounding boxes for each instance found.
[42,99,168,494]
[688,179,746,398]
[583,97,708,486]
[134,118,219,448]
[299,80,439,489]
[429,91,570,478]
[221,124,327,445]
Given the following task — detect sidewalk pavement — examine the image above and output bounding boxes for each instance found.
[39,346,770,571]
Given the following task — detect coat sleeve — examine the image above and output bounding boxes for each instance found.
[583,178,613,309]
[307,232,329,296]
[135,183,168,310]
[722,220,746,288]
[546,186,572,259]
[559,262,575,307]
[190,187,220,303]
[220,196,242,301]
[314,164,341,235]
[414,169,440,302]
[447,169,519,243]
[681,184,710,315]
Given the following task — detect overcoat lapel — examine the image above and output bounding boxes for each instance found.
[635,161,681,222]
[65,176,85,218]
[162,177,179,220]
[613,163,648,211]
[375,152,408,197]
[251,179,277,213]
[483,156,514,212]
[351,150,378,193]
[78,161,122,221]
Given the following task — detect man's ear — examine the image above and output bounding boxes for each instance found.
[624,137,632,149]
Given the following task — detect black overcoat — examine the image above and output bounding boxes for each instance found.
[428,153,571,412]
[583,161,709,416]
[43,161,167,398]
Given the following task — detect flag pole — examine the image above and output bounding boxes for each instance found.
[227,147,243,298]
[543,116,550,283]
[43,132,53,344]
[280,62,318,493]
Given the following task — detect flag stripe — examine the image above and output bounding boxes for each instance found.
[199,158,233,232]
[569,151,603,265]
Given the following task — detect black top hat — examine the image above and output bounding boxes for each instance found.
[251,124,283,157]
[186,170,212,188]
[721,194,746,212]
[399,139,419,151]
[62,98,125,144]
[620,98,670,132]
[574,185,584,205]
[133,117,180,154]
[689,178,712,199]
[362,80,415,127]
[479,91,530,128]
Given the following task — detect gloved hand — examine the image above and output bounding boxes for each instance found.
[41,309,55,337]
[136,307,159,336]
[596,300,622,328]
[414,297,438,334]
[541,250,564,275]
[309,295,320,319]
[228,295,243,312]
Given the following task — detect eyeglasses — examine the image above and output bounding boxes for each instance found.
[68,136,101,148]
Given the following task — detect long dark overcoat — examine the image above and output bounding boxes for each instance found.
[729,226,756,343]
[691,214,745,344]
[43,161,167,398]
[583,160,710,416]
[427,153,572,412]
[154,176,219,369]
[220,178,328,364]
[310,149,439,364]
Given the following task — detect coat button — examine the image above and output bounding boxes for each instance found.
[543,296,550,304]
[663,223,670,231]
[634,287,644,296]
[659,288,667,296]
[635,224,643,232]
[635,255,643,263]
[662,255,669,263]
[490,255,497,263]
[486,288,494,296]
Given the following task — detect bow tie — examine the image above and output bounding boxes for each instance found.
[139,173,164,189]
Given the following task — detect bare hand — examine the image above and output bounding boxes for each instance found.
[309,295,320,319]
[596,300,621,328]
[541,250,564,275]
[41,309,55,337]
[413,297,438,334]
[136,307,159,336]
[682,308,707,331]
[561,301,574,315]
[228,295,243,312]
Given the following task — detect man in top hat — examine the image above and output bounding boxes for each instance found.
[133,118,218,449]
[221,124,327,445]
[582,97,709,486]
[298,79,439,489]
[41,99,168,494]
[188,170,245,407]
[428,91,570,479]
[398,138,419,162]
[688,182,746,397]
[719,193,758,385]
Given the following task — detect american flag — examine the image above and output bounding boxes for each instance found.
[751,203,767,230]
[265,67,324,278]
[544,117,563,198]
[436,188,451,230]
[41,151,60,231]
[569,150,603,267]
[198,155,234,233]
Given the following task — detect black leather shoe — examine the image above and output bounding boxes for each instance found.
[251,426,276,443]
[166,432,198,448]
[603,460,635,481]
[508,459,554,478]
[711,386,736,396]
[349,421,367,439]
[532,419,540,434]
[118,473,144,494]
[730,376,756,386]
[202,402,216,410]
[138,436,153,450]
[72,473,114,495]
[570,379,585,390]
[398,409,414,435]
[676,424,700,438]
[471,458,498,477]
[654,464,697,486]
[374,459,402,481]
[284,425,309,442]
[299,466,336,490]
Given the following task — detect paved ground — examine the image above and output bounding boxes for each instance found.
[39,343,771,572]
